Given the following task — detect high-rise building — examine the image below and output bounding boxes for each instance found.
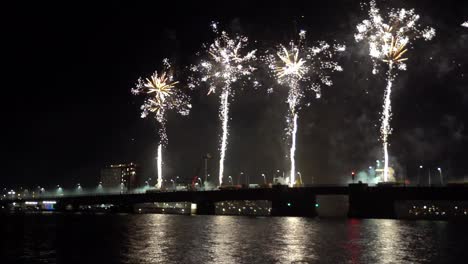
[100,163,139,192]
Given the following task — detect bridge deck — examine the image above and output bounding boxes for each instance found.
[2,185,467,206]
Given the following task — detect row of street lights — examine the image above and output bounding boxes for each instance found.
[418,165,444,185]
[206,170,304,186]
[3,169,306,197]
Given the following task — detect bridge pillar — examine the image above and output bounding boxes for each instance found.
[348,183,396,219]
[195,200,216,215]
[270,195,317,217]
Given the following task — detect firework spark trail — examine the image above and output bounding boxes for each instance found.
[156,144,162,189]
[132,59,191,189]
[219,88,230,185]
[265,31,344,186]
[290,112,298,186]
[189,22,257,186]
[355,0,435,182]
[382,65,393,182]
[287,80,300,186]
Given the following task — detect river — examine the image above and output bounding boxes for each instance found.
[1,214,467,263]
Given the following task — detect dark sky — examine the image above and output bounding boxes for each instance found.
[2,0,468,189]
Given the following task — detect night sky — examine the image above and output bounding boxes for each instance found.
[2,0,467,189]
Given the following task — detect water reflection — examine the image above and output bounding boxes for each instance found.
[374,220,402,263]
[1,215,467,264]
[126,214,170,262]
[208,216,240,263]
[273,217,318,263]
[345,219,362,264]
[360,219,444,263]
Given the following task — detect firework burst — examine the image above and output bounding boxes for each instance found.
[265,30,345,186]
[189,22,257,186]
[143,72,178,114]
[355,0,435,182]
[132,59,191,188]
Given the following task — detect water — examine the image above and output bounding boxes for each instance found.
[1,214,467,264]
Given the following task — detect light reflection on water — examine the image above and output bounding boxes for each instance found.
[0,214,467,264]
[274,217,317,263]
[375,219,402,263]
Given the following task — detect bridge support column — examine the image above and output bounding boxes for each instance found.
[270,195,317,217]
[195,200,216,215]
[348,183,396,219]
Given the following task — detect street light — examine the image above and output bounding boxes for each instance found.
[418,165,423,186]
[39,187,45,196]
[297,172,303,186]
[261,173,266,184]
[76,183,82,195]
[170,179,175,190]
[228,176,233,185]
[203,153,212,184]
[56,185,63,196]
[437,167,443,185]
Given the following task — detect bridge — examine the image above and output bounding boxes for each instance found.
[1,184,467,218]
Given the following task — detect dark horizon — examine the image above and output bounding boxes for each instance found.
[2,0,468,189]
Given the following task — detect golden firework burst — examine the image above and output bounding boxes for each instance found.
[383,35,408,64]
[144,71,178,113]
[275,47,306,79]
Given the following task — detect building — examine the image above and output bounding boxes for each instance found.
[100,163,139,192]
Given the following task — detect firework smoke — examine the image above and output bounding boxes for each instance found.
[132,59,191,189]
[462,21,468,28]
[265,31,344,186]
[190,22,257,185]
[355,0,435,182]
